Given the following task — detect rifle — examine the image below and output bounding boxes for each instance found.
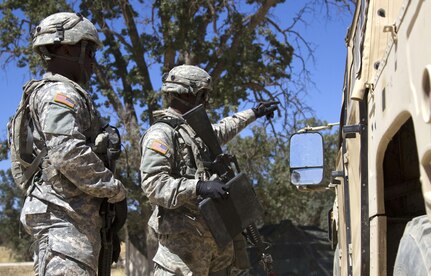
[97,126,128,276]
[183,105,275,275]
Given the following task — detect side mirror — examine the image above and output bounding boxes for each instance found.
[289,132,324,186]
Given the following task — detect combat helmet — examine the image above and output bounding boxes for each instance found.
[162,65,212,96]
[32,12,101,60]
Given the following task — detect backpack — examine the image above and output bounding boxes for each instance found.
[7,80,47,192]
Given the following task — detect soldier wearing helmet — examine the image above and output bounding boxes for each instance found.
[140,64,278,275]
[17,12,126,275]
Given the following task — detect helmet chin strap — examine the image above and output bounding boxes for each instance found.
[78,40,90,83]
[40,41,90,83]
[194,90,210,108]
[171,94,197,109]
[172,89,208,108]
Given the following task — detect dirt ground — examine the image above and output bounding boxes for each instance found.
[0,246,125,275]
[0,265,125,276]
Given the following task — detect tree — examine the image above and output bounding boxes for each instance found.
[0,0,352,267]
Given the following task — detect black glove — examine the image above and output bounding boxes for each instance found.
[104,125,121,170]
[252,101,279,119]
[196,180,229,199]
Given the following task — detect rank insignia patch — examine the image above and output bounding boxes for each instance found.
[54,93,75,109]
[149,140,169,155]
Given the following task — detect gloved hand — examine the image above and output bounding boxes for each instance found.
[108,180,127,203]
[112,233,121,263]
[196,180,229,199]
[93,132,110,154]
[252,101,279,119]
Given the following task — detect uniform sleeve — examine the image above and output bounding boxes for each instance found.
[140,124,198,209]
[212,109,256,146]
[35,83,123,199]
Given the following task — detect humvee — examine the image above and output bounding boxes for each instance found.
[289,0,431,275]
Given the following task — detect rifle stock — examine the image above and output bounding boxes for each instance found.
[97,126,127,276]
[98,199,115,276]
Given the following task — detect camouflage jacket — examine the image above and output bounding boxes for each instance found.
[140,107,256,236]
[20,73,124,268]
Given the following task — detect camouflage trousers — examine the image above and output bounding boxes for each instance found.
[33,236,95,276]
[153,232,234,275]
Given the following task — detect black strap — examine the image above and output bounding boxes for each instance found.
[23,80,48,164]
[22,147,48,186]
[152,117,186,176]
[153,117,185,129]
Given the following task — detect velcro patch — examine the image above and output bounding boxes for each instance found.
[149,140,169,155]
[54,93,75,109]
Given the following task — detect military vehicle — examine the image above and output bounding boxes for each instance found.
[289,0,431,275]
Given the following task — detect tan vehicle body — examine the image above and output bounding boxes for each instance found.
[333,0,431,275]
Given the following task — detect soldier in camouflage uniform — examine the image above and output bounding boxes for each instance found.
[140,65,278,275]
[18,12,127,275]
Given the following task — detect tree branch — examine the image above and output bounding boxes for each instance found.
[119,0,157,122]
[211,0,283,81]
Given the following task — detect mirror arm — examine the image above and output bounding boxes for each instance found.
[298,122,340,133]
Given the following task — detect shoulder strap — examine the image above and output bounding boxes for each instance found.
[43,74,94,113]
[11,79,47,160]
[154,117,209,180]
[8,79,49,191]
[21,147,48,192]
[153,117,185,129]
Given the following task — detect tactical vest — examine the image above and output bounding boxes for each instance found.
[152,116,212,181]
[7,76,96,193]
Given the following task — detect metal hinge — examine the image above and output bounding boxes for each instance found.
[383,24,397,41]
[328,170,344,187]
[342,124,365,139]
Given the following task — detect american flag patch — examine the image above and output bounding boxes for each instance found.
[54,93,75,109]
[149,140,169,155]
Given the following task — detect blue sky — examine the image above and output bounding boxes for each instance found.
[0,3,352,169]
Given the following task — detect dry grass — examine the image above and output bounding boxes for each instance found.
[0,246,125,275]
[0,246,18,262]
[0,266,125,276]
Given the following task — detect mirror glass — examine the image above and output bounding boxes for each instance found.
[289,132,324,185]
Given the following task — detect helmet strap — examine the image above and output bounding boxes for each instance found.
[79,40,90,82]
[171,94,196,109]
[42,41,90,84]
[194,90,210,106]
[38,46,52,63]
[54,23,65,43]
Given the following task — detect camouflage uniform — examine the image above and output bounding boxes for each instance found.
[140,107,256,275]
[18,12,126,275]
[19,72,125,275]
